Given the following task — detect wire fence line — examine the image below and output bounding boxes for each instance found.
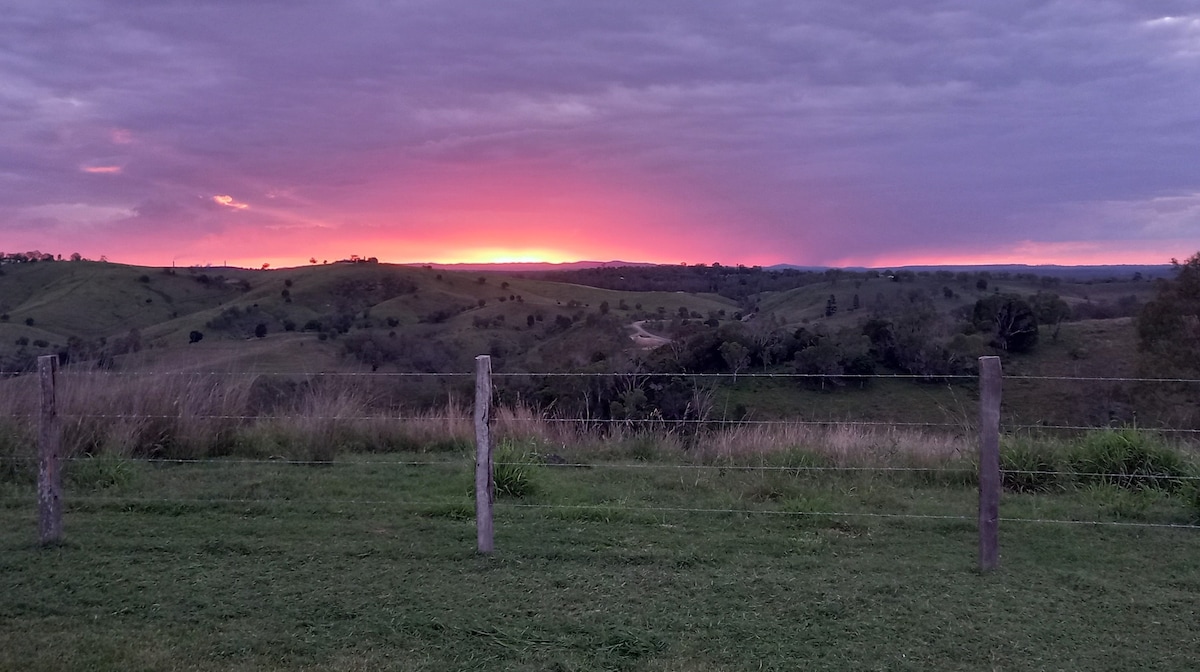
[490,503,1200,531]
[3,494,1196,532]
[3,368,1200,384]
[8,453,1197,483]
[5,413,1200,437]
[7,410,1200,437]
[6,358,1200,567]
[0,495,468,509]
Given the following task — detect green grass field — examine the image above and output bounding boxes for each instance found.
[3,452,1199,671]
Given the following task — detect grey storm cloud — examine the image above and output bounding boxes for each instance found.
[1,0,1198,263]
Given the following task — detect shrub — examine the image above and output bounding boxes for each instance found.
[1067,429,1192,492]
[67,456,136,491]
[1000,437,1063,493]
[0,425,34,484]
[1188,484,1200,522]
[493,440,541,498]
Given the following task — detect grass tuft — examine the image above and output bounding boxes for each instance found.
[1001,436,1065,493]
[493,439,542,498]
[1067,429,1193,491]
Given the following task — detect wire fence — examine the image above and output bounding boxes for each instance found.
[2,363,1199,561]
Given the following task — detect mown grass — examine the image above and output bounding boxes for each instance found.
[3,450,1199,671]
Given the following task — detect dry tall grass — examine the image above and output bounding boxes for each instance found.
[0,369,975,469]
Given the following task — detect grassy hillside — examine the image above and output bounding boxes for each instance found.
[1,257,1193,432]
[0,260,738,374]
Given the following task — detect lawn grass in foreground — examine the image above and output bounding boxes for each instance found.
[2,454,1199,671]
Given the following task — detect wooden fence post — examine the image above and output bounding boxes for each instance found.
[37,355,63,546]
[474,355,494,554]
[978,356,1002,572]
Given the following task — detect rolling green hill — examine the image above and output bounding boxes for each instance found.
[0,257,1191,430]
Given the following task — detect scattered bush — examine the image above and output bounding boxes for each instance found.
[493,440,541,498]
[1066,429,1192,492]
[1000,437,1063,493]
[67,456,137,491]
[0,425,34,484]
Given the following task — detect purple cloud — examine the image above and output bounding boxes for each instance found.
[1,0,1198,266]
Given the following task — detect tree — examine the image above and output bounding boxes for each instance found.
[189,330,204,344]
[1138,253,1200,374]
[973,294,1038,352]
[719,341,750,381]
[794,339,842,390]
[254,323,267,338]
[1029,291,1070,342]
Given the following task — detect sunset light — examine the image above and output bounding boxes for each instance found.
[6,5,1200,667]
[2,2,1196,270]
[212,195,249,210]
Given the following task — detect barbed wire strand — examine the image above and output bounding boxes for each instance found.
[0,495,468,508]
[6,410,1200,435]
[998,469,1200,481]
[498,502,1200,530]
[7,455,1197,482]
[5,453,1194,482]
[5,369,1200,384]
[4,495,1197,531]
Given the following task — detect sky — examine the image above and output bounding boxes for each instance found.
[2,0,1199,269]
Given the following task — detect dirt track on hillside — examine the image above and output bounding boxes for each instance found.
[628,321,671,349]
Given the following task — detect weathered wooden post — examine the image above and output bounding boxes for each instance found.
[474,355,494,554]
[978,356,1002,572]
[37,355,63,546]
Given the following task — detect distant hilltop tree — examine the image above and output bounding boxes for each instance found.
[1,251,57,264]
[1138,252,1200,375]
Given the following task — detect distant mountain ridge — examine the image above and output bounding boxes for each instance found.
[405,259,1174,280]
[406,260,657,272]
[768,263,1173,279]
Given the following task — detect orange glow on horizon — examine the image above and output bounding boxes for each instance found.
[832,239,1192,268]
[81,165,122,174]
[99,244,1188,271]
[435,248,580,264]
